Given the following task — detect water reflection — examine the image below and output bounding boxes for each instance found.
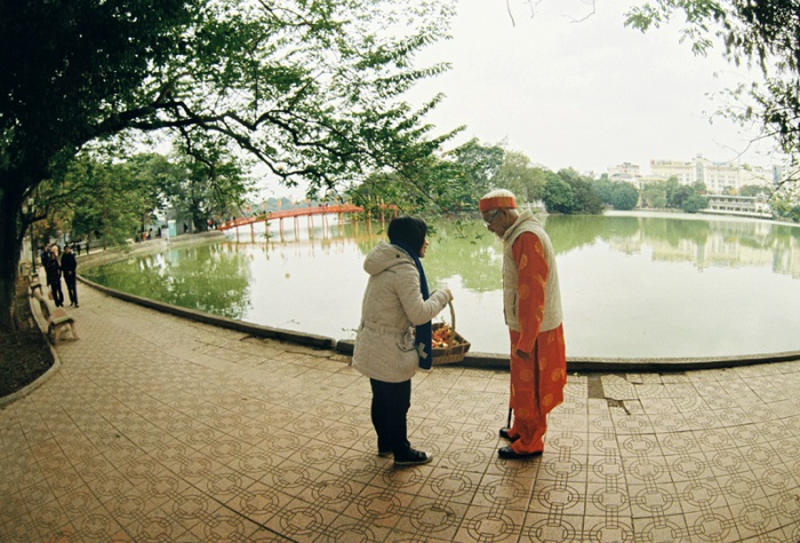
[544,212,800,278]
[83,212,800,358]
[85,245,252,319]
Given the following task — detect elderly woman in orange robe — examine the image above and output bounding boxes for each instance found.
[480,189,567,459]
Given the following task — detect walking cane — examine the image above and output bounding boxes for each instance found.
[506,407,512,429]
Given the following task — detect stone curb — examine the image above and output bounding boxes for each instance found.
[334,340,800,373]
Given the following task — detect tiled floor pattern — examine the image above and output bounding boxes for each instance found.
[2,286,800,542]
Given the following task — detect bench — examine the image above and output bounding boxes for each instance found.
[34,291,78,344]
[29,274,42,296]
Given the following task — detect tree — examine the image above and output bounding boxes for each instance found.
[123,154,184,234]
[683,193,709,213]
[611,182,640,210]
[0,0,456,330]
[593,178,640,210]
[446,139,504,205]
[556,168,604,215]
[492,150,548,202]
[664,176,687,208]
[625,1,800,173]
[543,173,575,214]
[62,157,148,246]
[172,139,252,230]
[641,182,668,208]
[739,184,768,196]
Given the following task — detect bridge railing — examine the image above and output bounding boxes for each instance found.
[219,203,399,231]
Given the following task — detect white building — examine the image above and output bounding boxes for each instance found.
[608,162,641,179]
[649,154,772,194]
[705,194,772,219]
[607,162,644,189]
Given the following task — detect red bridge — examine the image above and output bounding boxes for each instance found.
[219,204,368,231]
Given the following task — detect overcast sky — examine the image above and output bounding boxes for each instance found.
[266,0,779,199]
[406,0,779,174]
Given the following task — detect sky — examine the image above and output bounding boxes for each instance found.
[267,0,780,199]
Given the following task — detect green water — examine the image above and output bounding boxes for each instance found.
[83,211,800,359]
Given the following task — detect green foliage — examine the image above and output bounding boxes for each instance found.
[83,244,251,318]
[492,151,548,202]
[641,183,668,208]
[173,138,252,230]
[739,184,768,196]
[665,176,687,208]
[439,139,504,210]
[593,179,640,210]
[611,182,641,210]
[543,174,575,214]
[348,138,505,214]
[682,193,710,213]
[63,157,149,245]
[640,176,709,213]
[543,169,603,214]
[0,0,458,330]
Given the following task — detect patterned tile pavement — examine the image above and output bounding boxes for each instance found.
[2,285,800,542]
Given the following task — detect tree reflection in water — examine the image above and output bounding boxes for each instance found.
[85,244,252,319]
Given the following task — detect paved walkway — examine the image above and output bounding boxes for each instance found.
[2,285,800,543]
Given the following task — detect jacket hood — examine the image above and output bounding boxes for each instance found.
[364,241,414,276]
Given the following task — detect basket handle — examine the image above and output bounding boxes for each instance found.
[447,300,456,332]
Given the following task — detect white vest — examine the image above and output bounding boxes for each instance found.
[502,210,563,333]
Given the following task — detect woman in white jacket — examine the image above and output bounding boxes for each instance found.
[352,216,453,466]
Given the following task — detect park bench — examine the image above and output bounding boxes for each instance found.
[33,290,78,344]
[28,273,42,296]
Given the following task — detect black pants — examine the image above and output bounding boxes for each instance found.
[49,280,64,307]
[64,274,78,306]
[370,378,411,455]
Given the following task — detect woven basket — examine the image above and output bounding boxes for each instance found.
[432,301,471,365]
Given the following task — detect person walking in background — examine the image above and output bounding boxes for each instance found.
[40,245,50,270]
[479,189,567,459]
[352,216,453,467]
[44,245,64,307]
[61,244,79,308]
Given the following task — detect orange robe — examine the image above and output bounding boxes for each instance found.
[507,232,567,454]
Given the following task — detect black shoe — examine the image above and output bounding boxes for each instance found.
[378,449,392,458]
[74,304,79,308]
[498,446,543,459]
[499,428,519,442]
[394,448,432,466]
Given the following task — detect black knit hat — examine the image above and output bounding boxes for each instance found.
[388,216,427,255]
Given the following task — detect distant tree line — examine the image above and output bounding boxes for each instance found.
[350,138,721,216]
[42,138,779,251]
[33,150,249,247]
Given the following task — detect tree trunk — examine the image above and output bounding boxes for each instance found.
[0,184,24,332]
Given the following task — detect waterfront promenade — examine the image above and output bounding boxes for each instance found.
[2,284,800,542]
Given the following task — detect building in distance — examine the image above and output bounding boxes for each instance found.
[649,154,772,195]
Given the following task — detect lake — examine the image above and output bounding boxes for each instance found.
[82,211,800,359]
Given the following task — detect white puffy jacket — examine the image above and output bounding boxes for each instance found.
[352,241,452,383]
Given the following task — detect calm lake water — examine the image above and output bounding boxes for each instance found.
[83,211,800,359]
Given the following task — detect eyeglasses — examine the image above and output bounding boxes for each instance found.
[483,209,502,225]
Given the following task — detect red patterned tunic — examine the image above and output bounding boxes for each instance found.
[507,231,567,454]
